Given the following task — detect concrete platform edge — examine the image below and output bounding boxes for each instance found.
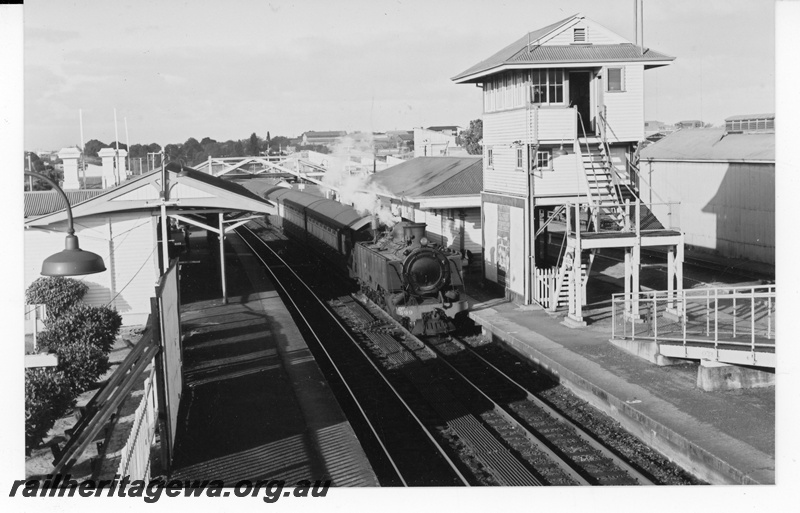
[229,234,379,486]
[470,310,774,485]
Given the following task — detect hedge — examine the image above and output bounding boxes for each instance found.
[25,368,73,451]
[24,278,123,449]
[25,277,88,319]
[37,304,122,394]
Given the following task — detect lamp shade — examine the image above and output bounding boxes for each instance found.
[41,235,106,276]
[553,146,568,158]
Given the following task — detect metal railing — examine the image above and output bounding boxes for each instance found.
[563,200,680,237]
[51,326,160,477]
[612,285,776,362]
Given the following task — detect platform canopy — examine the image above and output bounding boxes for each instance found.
[25,163,276,228]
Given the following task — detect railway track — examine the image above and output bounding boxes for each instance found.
[236,225,468,487]
[237,222,692,485]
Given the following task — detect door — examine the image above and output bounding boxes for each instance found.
[569,72,592,135]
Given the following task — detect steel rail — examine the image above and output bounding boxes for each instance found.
[236,225,470,487]
[448,336,657,485]
[419,337,591,485]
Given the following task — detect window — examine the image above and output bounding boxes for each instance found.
[573,28,586,42]
[530,69,564,104]
[488,148,493,167]
[535,151,550,170]
[607,67,624,92]
[516,148,523,169]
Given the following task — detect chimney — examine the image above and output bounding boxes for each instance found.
[58,147,82,190]
[98,147,127,188]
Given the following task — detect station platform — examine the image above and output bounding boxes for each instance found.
[463,253,775,485]
[168,228,378,486]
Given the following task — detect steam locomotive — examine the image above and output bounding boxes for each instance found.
[263,187,468,335]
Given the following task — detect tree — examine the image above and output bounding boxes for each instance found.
[164,143,184,163]
[269,135,290,153]
[183,137,203,164]
[456,119,483,155]
[248,132,260,156]
[233,140,245,157]
[84,139,108,158]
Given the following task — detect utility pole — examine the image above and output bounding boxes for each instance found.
[79,108,86,188]
[124,117,131,176]
[26,153,33,191]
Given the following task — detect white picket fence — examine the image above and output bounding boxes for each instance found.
[116,365,159,481]
[533,267,558,309]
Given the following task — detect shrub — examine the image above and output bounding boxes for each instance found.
[37,304,122,394]
[25,277,89,318]
[25,368,74,451]
[39,304,123,354]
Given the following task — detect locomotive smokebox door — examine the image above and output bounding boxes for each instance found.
[402,247,450,296]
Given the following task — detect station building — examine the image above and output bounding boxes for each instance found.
[364,156,483,266]
[639,114,775,266]
[24,165,275,327]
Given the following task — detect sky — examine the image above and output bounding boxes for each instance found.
[22,0,776,151]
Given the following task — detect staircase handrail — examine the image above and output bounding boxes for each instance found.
[576,109,628,230]
[628,159,669,205]
[534,204,566,239]
[574,110,602,222]
[597,111,669,207]
[597,111,638,201]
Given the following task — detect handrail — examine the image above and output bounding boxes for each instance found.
[534,204,566,239]
[596,112,637,201]
[574,110,602,212]
[51,329,160,476]
[598,111,667,205]
[611,285,776,365]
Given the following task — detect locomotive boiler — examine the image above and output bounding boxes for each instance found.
[351,221,468,335]
[263,187,469,336]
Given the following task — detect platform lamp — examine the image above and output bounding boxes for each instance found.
[25,171,106,276]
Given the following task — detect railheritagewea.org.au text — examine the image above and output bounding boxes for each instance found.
[9,475,331,502]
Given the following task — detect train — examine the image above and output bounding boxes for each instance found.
[263,186,469,335]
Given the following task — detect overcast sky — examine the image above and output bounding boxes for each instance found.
[23,0,775,151]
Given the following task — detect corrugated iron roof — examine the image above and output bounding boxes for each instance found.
[264,188,368,229]
[453,16,576,81]
[455,43,674,81]
[24,189,106,217]
[303,131,347,138]
[452,13,674,82]
[169,164,276,205]
[231,177,290,197]
[725,113,775,121]
[26,164,276,224]
[366,157,482,199]
[640,128,774,162]
[509,44,673,65]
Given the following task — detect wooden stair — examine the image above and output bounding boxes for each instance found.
[579,142,626,229]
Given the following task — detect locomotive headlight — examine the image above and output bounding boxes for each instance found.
[420,237,429,247]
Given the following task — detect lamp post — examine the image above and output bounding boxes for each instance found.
[25,171,106,276]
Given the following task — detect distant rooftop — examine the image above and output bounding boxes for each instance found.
[366,156,482,199]
[426,125,462,133]
[641,128,774,163]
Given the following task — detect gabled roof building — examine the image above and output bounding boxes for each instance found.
[639,115,775,265]
[453,13,680,322]
[365,157,483,261]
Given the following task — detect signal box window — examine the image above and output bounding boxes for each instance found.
[536,151,551,170]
